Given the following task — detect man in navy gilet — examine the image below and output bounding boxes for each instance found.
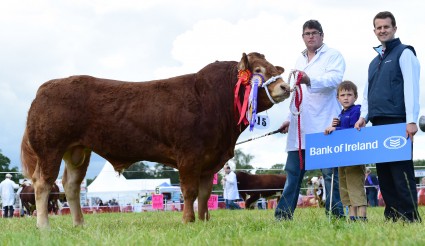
[355,11,421,223]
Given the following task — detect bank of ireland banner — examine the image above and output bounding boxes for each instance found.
[305,123,411,170]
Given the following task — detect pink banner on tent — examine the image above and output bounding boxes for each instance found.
[152,194,164,209]
[207,194,218,210]
[213,173,218,184]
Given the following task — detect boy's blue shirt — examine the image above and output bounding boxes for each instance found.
[336,104,361,130]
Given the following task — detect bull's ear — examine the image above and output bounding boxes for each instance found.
[238,53,249,71]
[276,66,285,74]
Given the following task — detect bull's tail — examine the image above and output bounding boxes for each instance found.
[21,127,38,178]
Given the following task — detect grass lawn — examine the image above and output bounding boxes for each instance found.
[0,207,424,246]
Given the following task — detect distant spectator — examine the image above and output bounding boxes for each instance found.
[97,199,104,207]
[0,173,19,218]
[222,164,241,209]
[311,177,324,207]
[306,180,314,196]
[364,168,379,207]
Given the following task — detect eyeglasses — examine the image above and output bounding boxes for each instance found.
[302,31,322,37]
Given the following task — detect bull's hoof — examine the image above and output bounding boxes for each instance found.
[182,216,196,223]
[36,223,50,230]
[419,116,425,132]
[73,220,85,227]
[198,212,210,221]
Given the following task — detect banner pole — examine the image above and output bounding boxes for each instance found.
[328,170,334,223]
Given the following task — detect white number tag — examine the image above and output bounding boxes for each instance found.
[254,115,269,129]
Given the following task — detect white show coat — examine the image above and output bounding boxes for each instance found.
[223,171,240,200]
[0,178,19,206]
[286,44,346,151]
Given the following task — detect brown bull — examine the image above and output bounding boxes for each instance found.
[21,52,291,228]
[236,171,286,209]
[19,183,60,216]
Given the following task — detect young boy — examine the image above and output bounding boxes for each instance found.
[324,80,367,221]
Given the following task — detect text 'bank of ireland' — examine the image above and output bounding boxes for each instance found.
[310,140,378,156]
[305,123,411,170]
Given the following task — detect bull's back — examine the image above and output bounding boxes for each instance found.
[27,72,236,165]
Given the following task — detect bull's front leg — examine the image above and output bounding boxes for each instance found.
[197,173,214,221]
[179,170,199,223]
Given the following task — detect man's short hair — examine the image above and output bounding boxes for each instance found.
[303,20,323,33]
[373,11,396,27]
[5,173,12,178]
[337,80,358,97]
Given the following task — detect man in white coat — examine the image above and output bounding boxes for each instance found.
[222,164,241,209]
[0,173,19,218]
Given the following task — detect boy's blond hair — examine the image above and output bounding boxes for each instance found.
[337,80,358,97]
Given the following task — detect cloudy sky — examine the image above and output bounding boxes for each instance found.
[1,0,425,179]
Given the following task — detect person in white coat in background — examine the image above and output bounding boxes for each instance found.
[222,164,241,209]
[0,173,19,218]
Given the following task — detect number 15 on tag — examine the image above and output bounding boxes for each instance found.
[254,115,269,129]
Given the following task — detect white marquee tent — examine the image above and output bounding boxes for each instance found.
[87,161,171,205]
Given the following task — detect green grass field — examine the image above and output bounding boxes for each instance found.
[0,207,424,246]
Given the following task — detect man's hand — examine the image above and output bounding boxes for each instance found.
[354,117,366,130]
[299,71,310,86]
[406,123,418,142]
[278,121,290,134]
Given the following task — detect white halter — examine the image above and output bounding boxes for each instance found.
[261,74,283,104]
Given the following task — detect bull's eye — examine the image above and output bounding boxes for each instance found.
[254,68,262,73]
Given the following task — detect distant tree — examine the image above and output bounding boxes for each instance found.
[154,163,180,185]
[232,149,254,172]
[255,164,285,174]
[0,149,23,183]
[414,159,425,167]
[0,149,11,171]
[213,172,224,196]
[86,177,95,187]
[123,161,155,179]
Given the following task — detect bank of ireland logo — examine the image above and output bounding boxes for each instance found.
[383,136,407,149]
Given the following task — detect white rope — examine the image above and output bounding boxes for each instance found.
[287,70,303,116]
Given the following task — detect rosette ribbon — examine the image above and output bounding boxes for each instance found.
[247,74,265,131]
[234,69,252,125]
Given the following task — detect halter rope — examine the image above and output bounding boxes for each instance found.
[288,70,304,170]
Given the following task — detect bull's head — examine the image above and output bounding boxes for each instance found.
[237,52,291,103]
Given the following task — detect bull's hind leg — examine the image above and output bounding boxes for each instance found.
[32,155,62,228]
[62,146,91,226]
[197,173,214,221]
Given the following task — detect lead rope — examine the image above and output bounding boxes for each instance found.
[288,71,304,170]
